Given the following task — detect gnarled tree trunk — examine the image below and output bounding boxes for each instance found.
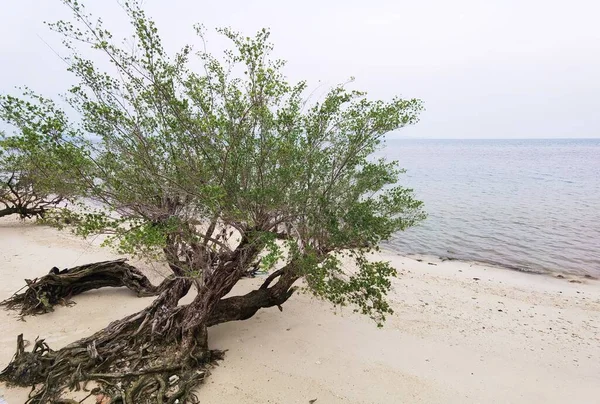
[0,259,170,316]
[0,277,202,403]
[208,264,300,326]
[0,257,300,403]
[0,206,47,219]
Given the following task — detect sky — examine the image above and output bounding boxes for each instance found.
[1,0,599,139]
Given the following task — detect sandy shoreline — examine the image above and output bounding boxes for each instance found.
[1,217,599,403]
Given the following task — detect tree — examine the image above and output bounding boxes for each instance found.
[0,93,87,218]
[0,1,425,402]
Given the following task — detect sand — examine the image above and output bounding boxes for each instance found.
[1,217,599,403]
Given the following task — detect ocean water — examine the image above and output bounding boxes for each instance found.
[383,138,600,276]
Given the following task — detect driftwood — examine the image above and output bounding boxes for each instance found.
[0,259,169,316]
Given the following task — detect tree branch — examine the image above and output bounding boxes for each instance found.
[207,265,299,326]
[259,269,283,289]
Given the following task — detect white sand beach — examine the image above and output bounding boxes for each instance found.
[1,217,599,403]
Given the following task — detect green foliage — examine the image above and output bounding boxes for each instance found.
[260,234,284,271]
[0,90,92,217]
[0,94,89,186]
[0,0,426,324]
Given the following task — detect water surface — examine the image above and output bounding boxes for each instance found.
[383,139,600,276]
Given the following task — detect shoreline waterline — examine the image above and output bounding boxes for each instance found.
[1,216,600,403]
[382,138,600,277]
[381,248,599,282]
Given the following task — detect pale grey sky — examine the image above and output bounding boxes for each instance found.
[1,0,599,138]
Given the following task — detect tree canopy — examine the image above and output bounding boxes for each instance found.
[0,0,425,402]
[1,0,424,323]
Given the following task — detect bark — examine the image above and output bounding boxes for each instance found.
[208,264,300,326]
[177,238,262,351]
[0,253,301,403]
[0,277,214,404]
[0,259,170,316]
[0,206,46,219]
[1,173,63,219]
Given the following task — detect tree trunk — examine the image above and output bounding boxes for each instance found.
[0,259,170,316]
[0,207,18,217]
[0,206,46,219]
[0,258,300,403]
[177,239,263,351]
[208,264,299,326]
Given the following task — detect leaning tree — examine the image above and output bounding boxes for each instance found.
[0,0,425,402]
[0,93,89,219]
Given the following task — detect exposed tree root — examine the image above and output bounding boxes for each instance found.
[0,280,220,404]
[0,259,170,316]
[0,263,300,403]
[0,332,221,404]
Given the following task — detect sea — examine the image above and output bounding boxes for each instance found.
[382,138,600,276]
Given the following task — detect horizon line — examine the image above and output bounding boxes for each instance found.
[388,137,600,140]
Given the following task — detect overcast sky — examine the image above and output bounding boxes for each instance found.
[1,0,599,139]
